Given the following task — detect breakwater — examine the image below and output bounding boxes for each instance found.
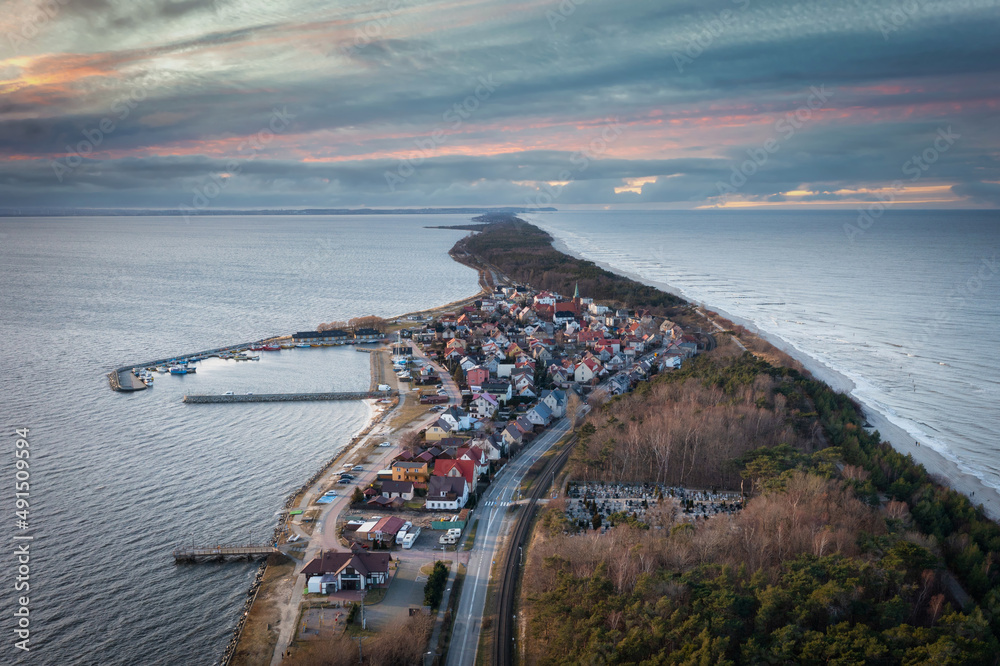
[182,390,396,404]
[106,335,288,392]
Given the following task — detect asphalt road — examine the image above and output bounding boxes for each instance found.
[445,416,572,666]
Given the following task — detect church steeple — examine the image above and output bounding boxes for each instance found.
[573,282,579,299]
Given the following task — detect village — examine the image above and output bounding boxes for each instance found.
[291,280,708,606]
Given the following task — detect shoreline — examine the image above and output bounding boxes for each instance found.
[544,234,1000,522]
[225,263,486,664]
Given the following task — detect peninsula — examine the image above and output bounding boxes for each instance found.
[179,213,1000,665]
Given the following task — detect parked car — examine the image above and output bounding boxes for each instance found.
[352,465,364,471]
[378,441,392,447]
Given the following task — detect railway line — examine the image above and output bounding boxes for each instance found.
[492,434,577,666]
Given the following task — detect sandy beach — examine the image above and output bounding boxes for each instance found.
[548,236,1000,523]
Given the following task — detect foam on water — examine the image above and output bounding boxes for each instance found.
[530,209,1000,493]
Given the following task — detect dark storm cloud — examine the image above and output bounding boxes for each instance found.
[1,0,998,208]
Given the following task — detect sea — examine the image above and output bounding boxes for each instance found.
[0,215,480,665]
[2,210,998,664]
[526,209,1000,496]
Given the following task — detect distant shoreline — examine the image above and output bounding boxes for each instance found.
[0,206,555,217]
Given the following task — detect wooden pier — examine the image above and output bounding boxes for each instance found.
[182,390,397,404]
[172,545,278,562]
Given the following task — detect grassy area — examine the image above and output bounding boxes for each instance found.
[435,564,467,662]
[363,586,388,605]
[474,566,502,666]
[298,509,320,535]
[517,436,568,496]
[419,560,450,577]
[461,520,479,551]
[388,396,431,430]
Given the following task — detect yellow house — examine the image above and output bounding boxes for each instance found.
[424,419,453,442]
[391,461,429,483]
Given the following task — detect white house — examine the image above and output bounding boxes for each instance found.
[425,476,469,510]
[589,303,609,315]
[540,389,568,418]
[471,392,499,419]
[527,401,553,426]
[575,357,603,383]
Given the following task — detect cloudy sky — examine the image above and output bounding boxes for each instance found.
[1,0,998,210]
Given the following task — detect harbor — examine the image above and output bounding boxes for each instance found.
[106,326,391,392]
[106,335,289,392]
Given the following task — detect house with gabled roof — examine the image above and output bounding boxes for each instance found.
[610,373,631,395]
[381,480,414,501]
[303,545,391,593]
[434,458,477,487]
[470,433,505,461]
[457,445,490,475]
[514,416,535,435]
[575,357,603,383]
[426,476,469,510]
[527,401,553,426]
[501,423,523,448]
[425,418,454,441]
[471,392,499,419]
[540,389,568,418]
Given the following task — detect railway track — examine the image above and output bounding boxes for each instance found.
[492,434,577,666]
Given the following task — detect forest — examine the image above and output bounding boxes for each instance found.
[522,349,1000,664]
[458,217,686,314]
[571,353,827,489]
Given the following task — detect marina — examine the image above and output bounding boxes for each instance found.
[107,332,386,392]
[106,335,288,392]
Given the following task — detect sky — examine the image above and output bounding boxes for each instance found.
[1,0,998,211]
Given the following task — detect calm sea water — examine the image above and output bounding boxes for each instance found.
[0,216,479,665]
[528,209,1000,493]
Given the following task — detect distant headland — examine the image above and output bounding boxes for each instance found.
[0,206,556,217]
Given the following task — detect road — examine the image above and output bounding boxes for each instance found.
[445,417,572,666]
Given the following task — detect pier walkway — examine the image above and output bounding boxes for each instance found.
[173,545,278,562]
[182,390,396,404]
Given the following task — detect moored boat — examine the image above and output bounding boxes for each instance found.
[263,345,280,351]
[169,366,187,375]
